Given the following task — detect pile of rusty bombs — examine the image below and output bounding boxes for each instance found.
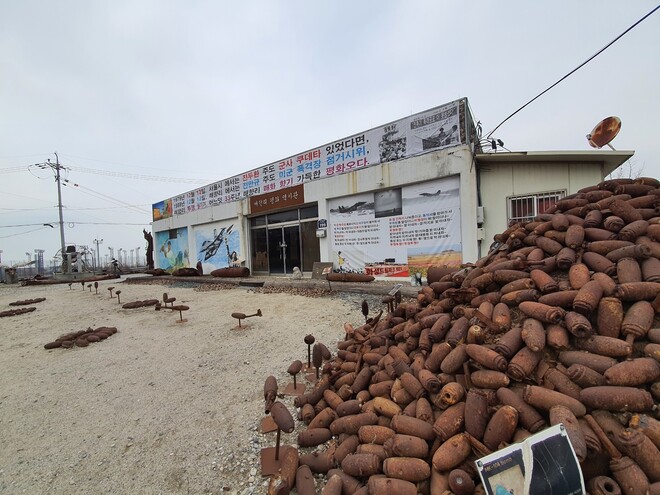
[264,177,660,495]
[44,327,118,349]
[0,306,37,317]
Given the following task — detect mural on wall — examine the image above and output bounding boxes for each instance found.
[194,221,241,273]
[152,199,172,221]
[328,175,462,280]
[155,228,189,272]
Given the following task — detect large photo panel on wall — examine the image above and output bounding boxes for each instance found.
[155,227,190,272]
[193,220,241,273]
[328,175,461,278]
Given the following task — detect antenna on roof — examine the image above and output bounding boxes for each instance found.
[586,116,621,150]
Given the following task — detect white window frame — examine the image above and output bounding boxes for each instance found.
[507,190,566,225]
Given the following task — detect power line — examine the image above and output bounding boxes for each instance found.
[66,165,214,184]
[486,4,660,139]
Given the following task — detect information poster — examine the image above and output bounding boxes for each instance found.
[476,424,585,495]
[153,99,463,220]
[328,176,462,278]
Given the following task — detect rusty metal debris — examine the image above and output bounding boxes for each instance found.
[0,307,37,317]
[9,298,46,306]
[231,309,262,327]
[44,326,118,349]
[259,176,660,492]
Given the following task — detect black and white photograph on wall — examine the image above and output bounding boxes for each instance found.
[374,188,403,218]
[378,123,407,163]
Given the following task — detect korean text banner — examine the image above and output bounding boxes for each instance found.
[155,99,463,219]
[328,176,462,278]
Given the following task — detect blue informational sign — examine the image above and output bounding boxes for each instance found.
[317,219,327,229]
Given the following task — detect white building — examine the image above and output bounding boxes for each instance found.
[151,98,632,279]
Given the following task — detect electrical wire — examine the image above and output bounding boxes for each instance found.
[62,180,150,215]
[66,165,214,184]
[0,226,51,239]
[486,5,660,139]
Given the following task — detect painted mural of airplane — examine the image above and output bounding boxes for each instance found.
[419,189,448,197]
[200,224,234,261]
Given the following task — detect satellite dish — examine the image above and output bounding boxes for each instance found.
[587,116,621,150]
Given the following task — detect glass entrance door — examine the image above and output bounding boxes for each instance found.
[267,225,301,274]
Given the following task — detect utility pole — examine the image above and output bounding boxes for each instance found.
[35,153,67,272]
[94,238,103,273]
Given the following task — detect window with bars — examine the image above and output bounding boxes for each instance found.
[507,190,566,225]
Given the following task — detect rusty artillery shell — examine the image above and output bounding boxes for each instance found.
[536,289,578,309]
[268,447,298,495]
[302,404,316,424]
[614,282,660,301]
[356,443,387,463]
[414,397,433,425]
[350,367,373,394]
[529,269,558,293]
[372,397,402,418]
[432,402,466,441]
[390,413,435,441]
[596,297,624,338]
[583,251,617,276]
[523,385,586,417]
[429,314,452,342]
[500,277,536,294]
[382,457,430,483]
[323,389,344,410]
[490,302,511,333]
[521,317,546,352]
[384,434,430,459]
[618,257,643,284]
[491,269,531,285]
[389,346,411,365]
[270,402,295,433]
[465,344,508,371]
[296,465,316,495]
[309,407,338,429]
[312,343,324,369]
[607,244,652,263]
[333,434,360,465]
[369,381,394,399]
[555,247,577,270]
[431,433,472,472]
[565,223,585,249]
[496,387,545,433]
[622,301,655,341]
[391,379,415,406]
[546,324,570,350]
[544,367,582,401]
[518,301,565,324]
[581,386,655,413]
[295,379,330,407]
[300,449,336,474]
[446,317,469,347]
[618,428,660,483]
[326,469,364,494]
[507,346,543,381]
[299,428,333,447]
[330,412,379,436]
[619,219,650,241]
[482,405,518,451]
[435,382,466,410]
[358,425,396,445]
[564,311,593,338]
[604,215,625,233]
[586,227,618,241]
[569,263,591,290]
[500,288,541,306]
[575,335,632,358]
[573,280,604,317]
[549,405,587,462]
[588,240,634,256]
[399,372,425,399]
[566,363,607,388]
[628,414,660,450]
[448,469,476,495]
[440,344,468,374]
[264,375,278,413]
[367,477,416,495]
[470,370,510,389]
[337,400,363,417]
[641,257,660,282]
[341,453,381,478]
[415,369,440,395]
[593,272,618,296]
[494,325,524,359]
[558,351,616,374]
[610,455,651,495]
[535,236,563,255]
[604,357,660,387]
[464,389,490,440]
[587,476,622,495]
[645,343,660,362]
[610,198,644,223]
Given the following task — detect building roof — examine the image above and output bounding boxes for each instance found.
[475,150,634,177]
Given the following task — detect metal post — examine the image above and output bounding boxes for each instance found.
[54,153,67,271]
[94,238,103,273]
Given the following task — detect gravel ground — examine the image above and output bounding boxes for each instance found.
[0,277,412,495]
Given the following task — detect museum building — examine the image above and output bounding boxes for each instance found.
[150,97,632,279]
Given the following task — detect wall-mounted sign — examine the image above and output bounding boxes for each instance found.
[249,184,305,215]
[317,219,327,229]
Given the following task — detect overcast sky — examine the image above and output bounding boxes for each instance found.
[1,1,658,266]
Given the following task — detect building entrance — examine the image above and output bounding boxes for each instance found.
[267,224,301,275]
